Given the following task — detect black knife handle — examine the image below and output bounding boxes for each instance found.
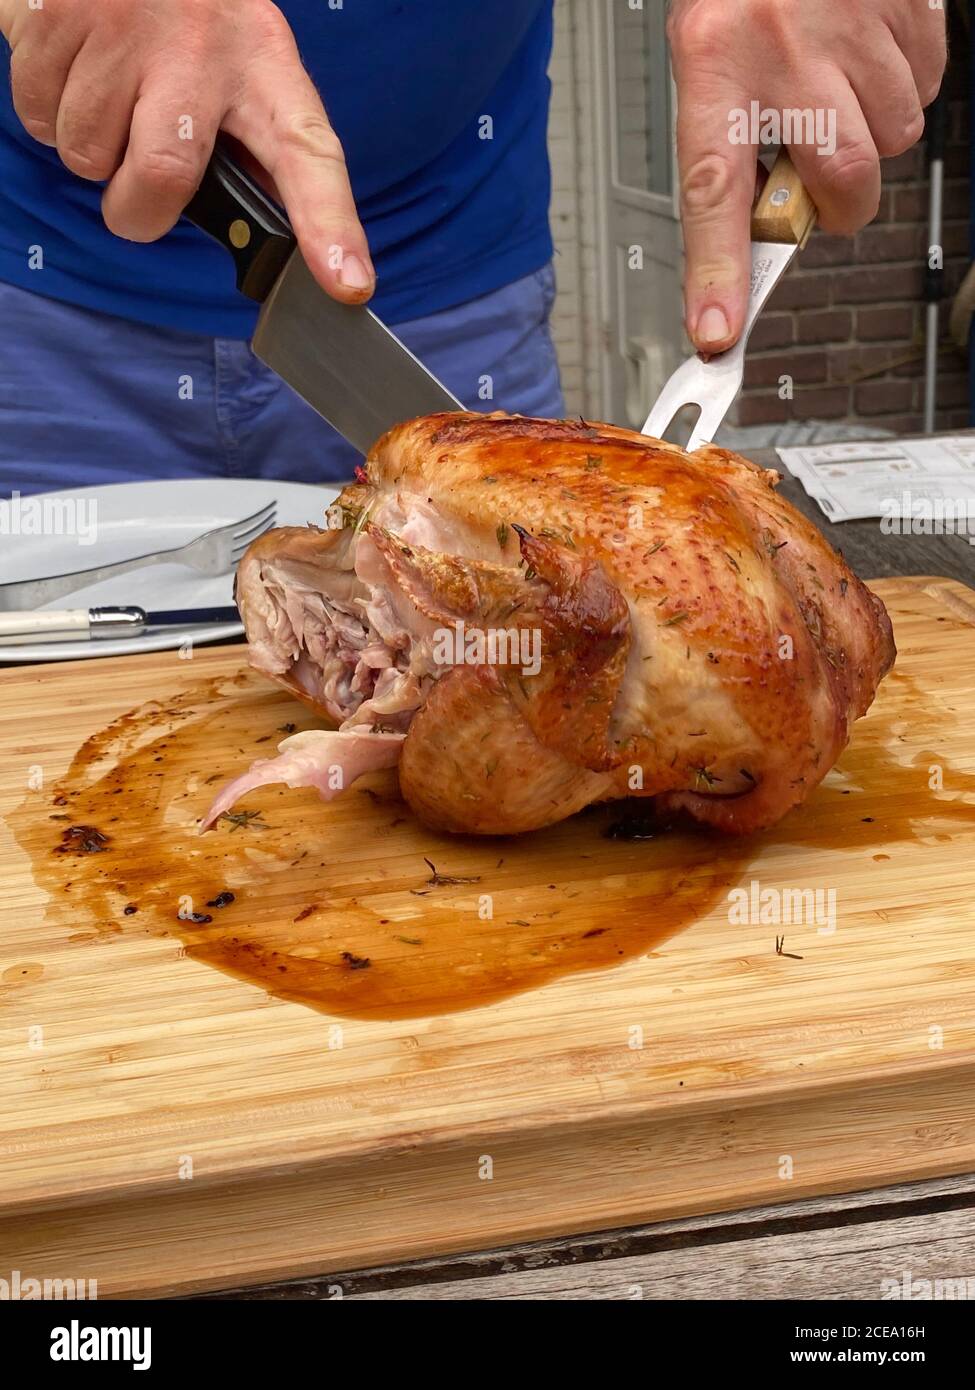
[184,145,296,302]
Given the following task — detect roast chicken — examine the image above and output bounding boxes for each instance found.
[201,413,895,837]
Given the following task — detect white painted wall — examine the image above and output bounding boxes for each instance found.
[547,0,602,418]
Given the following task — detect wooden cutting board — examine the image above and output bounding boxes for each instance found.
[2,574,975,1298]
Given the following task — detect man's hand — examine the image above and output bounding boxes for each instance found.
[1,0,375,302]
[668,0,946,352]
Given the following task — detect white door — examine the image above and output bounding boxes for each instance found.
[593,0,685,429]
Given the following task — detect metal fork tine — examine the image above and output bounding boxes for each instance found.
[641,357,706,440]
[233,507,277,535]
[230,515,276,560]
[687,385,741,452]
[643,348,745,450]
[231,508,277,545]
[231,502,276,538]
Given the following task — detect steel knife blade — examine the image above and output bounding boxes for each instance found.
[252,250,461,454]
[185,146,462,455]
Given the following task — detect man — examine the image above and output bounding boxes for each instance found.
[0,0,946,493]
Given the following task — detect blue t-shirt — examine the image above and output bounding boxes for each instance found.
[0,1,553,337]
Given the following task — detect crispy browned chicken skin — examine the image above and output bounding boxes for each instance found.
[203,413,895,837]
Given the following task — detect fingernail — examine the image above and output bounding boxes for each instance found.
[696,306,731,347]
[339,253,373,291]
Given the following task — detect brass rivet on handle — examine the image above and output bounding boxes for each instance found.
[229,219,252,249]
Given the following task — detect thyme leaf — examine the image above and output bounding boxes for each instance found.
[692,766,720,790]
[418,857,482,889]
[219,809,267,832]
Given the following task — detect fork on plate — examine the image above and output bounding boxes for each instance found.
[0,501,277,611]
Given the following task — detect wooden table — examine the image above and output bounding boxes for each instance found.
[42,442,955,1301]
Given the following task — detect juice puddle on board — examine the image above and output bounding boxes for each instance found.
[8,666,974,1019]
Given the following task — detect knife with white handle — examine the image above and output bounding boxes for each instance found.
[0,606,240,646]
[643,151,818,450]
[184,146,463,453]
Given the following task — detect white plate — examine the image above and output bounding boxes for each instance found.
[0,478,339,662]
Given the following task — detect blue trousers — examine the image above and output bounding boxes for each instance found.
[0,264,564,494]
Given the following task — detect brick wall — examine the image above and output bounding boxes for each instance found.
[735,28,973,434]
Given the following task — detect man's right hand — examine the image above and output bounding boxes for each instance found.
[0,0,375,302]
[667,0,946,355]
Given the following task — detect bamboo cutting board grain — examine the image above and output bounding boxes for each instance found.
[1,575,975,1297]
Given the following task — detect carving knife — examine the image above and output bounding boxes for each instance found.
[184,147,462,454]
[643,151,818,450]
